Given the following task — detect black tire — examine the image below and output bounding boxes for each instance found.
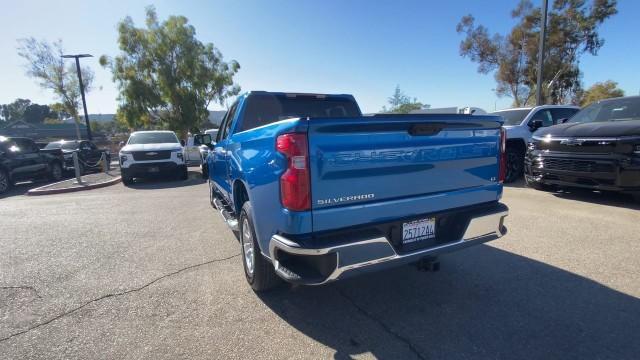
[201,163,208,180]
[121,170,133,186]
[239,202,281,292]
[0,168,11,194]
[504,146,524,183]
[49,162,63,181]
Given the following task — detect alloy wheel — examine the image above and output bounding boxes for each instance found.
[241,218,255,275]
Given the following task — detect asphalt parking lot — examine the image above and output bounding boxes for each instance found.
[1,171,639,360]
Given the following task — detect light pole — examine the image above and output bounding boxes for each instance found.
[535,0,549,106]
[62,54,93,140]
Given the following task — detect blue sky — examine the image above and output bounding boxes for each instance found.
[0,0,638,114]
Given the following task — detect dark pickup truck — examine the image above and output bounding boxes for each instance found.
[44,140,110,174]
[526,96,640,200]
[0,136,65,194]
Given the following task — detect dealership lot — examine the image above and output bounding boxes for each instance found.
[1,173,639,359]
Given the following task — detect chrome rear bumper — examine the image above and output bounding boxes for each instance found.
[269,203,508,285]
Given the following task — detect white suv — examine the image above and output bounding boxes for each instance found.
[119,131,188,185]
[490,105,580,183]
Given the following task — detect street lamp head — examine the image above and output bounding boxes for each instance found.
[61,54,93,59]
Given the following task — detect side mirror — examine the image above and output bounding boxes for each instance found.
[529,119,544,131]
[560,118,569,124]
[180,139,186,147]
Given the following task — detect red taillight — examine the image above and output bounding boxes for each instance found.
[498,127,506,183]
[276,133,310,211]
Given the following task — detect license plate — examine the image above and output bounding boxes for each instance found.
[402,218,436,244]
[148,166,160,173]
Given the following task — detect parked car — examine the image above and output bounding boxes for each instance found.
[207,91,509,291]
[43,140,110,174]
[119,131,188,185]
[490,105,580,182]
[183,134,204,166]
[525,96,640,200]
[194,134,213,179]
[0,136,65,194]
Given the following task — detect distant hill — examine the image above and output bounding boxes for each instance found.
[78,110,227,126]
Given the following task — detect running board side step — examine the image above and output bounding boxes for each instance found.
[212,197,239,231]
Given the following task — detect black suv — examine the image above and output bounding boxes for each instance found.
[44,140,110,174]
[525,96,640,199]
[0,136,65,194]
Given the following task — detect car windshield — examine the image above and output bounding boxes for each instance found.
[44,141,78,150]
[570,97,640,123]
[490,109,531,125]
[128,132,179,144]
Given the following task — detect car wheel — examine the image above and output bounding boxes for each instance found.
[0,169,11,194]
[49,162,63,181]
[239,202,281,292]
[121,170,133,185]
[504,146,524,183]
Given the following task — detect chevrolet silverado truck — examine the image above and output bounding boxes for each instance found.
[490,105,580,182]
[208,91,509,291]
[0,136,64,194]
[525,96,640,200]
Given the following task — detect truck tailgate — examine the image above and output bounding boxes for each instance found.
[307,114,503,231]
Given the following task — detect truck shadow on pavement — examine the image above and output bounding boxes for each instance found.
[123,170,205,190]
[551,188,640,210]
[258,245,640,360]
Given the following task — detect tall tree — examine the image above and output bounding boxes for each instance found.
[579,80,624,106]
[382,85,425,114]
[17,38,94,139]
[0,99,31,122]
[456,0,617,106]
[100,6,241,135]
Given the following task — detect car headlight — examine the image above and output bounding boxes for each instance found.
[176,151,184,160]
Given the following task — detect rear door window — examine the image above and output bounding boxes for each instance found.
[239,94,361,132]
[221,102,239,140]
[530,109,553,127]
[550,108,579,123]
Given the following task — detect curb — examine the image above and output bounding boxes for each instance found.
[27,176,122,196]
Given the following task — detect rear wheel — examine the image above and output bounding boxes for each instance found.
[239,202,281,292]
[504,146,524,183]
[49,162,63,181]
[0,169,11,194]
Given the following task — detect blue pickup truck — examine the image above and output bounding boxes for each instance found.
[206,91,509,291]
